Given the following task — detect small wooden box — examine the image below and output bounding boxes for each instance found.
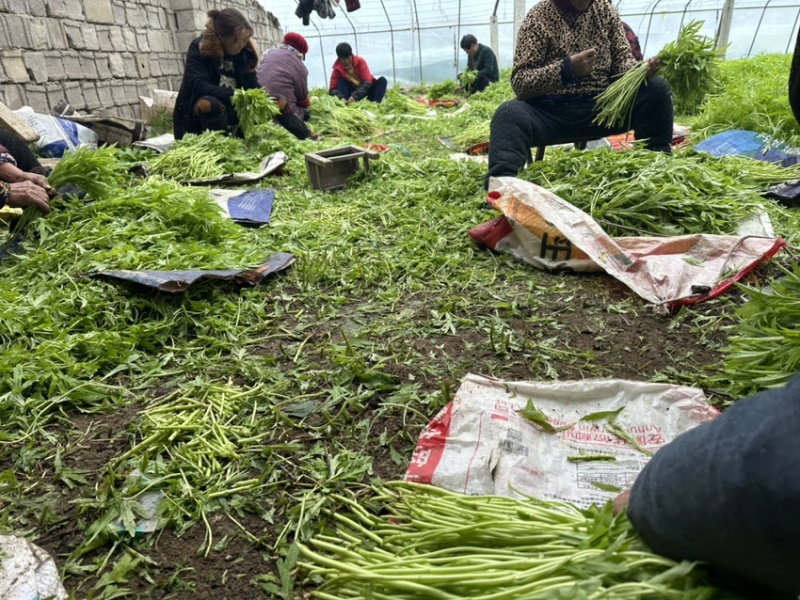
[304,145,380,191]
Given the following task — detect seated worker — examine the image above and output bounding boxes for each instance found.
[621,21,643,60]
[329,43,388,104]
[173,8,259,139]
[615,374,800,599]
[485,0,673,188]
[257,32,316,140]
[460,34,499,94]
[0,132,52,214]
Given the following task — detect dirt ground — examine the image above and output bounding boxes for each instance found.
[0,264,746,599]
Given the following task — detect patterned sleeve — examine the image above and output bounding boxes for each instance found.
[0,143,17,167]
[0,181,10,209]
[511,7,566,99]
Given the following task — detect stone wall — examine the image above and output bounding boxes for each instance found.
[0,0,282,120]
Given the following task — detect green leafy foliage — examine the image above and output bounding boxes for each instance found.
[658,20,724,115]
[232,88,281,139]
[299,482,737,598]
[717,264,800,397]
[519,147,800,238]
[690,53,800,145]
[309,94,375,137]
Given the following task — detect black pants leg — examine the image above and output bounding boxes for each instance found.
[469,74,491,94]
[0,129,42,172]
[485,77,673,188]
[276,111,311,140]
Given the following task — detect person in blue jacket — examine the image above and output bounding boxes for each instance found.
[615,375,800,598]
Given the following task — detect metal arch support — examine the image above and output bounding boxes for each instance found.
[341,8,360,55]
[748,0,775,57]
[411,0,424,82]
[456,0,463,80]
[678,0,694,31]
[378,0,397,85]
[643,0,667,54]
[308,17,328,87]
[717,0,735,56]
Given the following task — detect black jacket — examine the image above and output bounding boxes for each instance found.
[628,374,800,597]
[173,30,259,139]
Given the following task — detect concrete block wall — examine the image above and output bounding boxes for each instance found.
[0,0,281,120]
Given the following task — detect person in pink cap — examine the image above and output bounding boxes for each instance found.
[257,32,317,140]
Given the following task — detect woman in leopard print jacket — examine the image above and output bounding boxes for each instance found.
[485,0,673,187]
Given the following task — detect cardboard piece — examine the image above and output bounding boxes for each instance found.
[92,251,296,293]
[0,100,40,143]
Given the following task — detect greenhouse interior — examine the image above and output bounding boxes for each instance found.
[1,0,800,598]
[264,0,800,88]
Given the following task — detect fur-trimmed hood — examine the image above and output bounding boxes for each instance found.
[198,28,259,71]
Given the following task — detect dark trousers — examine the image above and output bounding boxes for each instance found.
[0,129,42,172]
[193,95,240,136]
[486,77,674,188]
[469,74,493,94]
[337,76,388,103]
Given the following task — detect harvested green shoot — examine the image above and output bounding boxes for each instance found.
[427,79,458,99]
[48,145,128,200]
[374,87,428,115]
[691,53,800,145]
[717,264,800,398]
[568,453,617,462]
[593,61,649,129]
[310,94,375,137]
[299,482,737,599]
[519,147,798,238]
[518,399,574,433]
[596,20,723,126]
[460,68,478,90]
[451,120,491,149]
[148,131,254,180]
[232,87,281,139]
[658,20,724,115]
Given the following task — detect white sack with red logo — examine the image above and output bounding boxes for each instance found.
[468,177,785,309]
[405,373,718,508]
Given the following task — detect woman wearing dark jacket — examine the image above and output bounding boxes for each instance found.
[173,8,259,139]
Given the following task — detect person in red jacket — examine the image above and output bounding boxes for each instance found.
[329,43,387,104]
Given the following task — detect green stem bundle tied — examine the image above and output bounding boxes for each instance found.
[594,20,722,128]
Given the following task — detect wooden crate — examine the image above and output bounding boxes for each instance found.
[304,145,379,191]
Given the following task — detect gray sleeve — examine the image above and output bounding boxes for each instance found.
[627,375,800,596]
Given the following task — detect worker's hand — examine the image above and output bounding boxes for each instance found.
[612,489,631,516]
[275,97,288,112]
[20,172,54,194]
[347,96,356,105]
[570,48,597,77]
[646,56,661,79]
[309,130,319,140]
[7,181,52,214]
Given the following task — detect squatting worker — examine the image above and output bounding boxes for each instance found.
[257,32,317,140]
[485,0,673,188]
[0,129,54,214]
[173,8,259,139]
[460,34,499,94]
[614,375,800,598]
[328,43,388,104]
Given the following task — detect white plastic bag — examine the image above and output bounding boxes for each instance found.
[0,535,68,600]
[13,106,97,158]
